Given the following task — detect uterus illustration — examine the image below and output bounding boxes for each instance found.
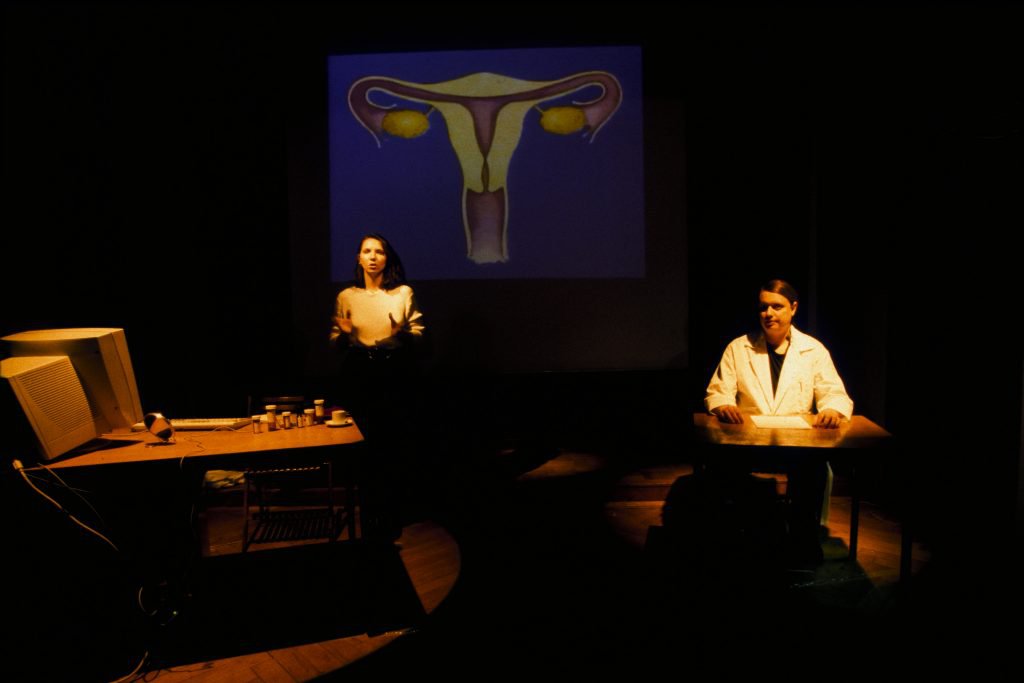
[348,71,622,263]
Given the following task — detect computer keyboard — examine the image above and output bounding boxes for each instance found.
[169,417,253,431]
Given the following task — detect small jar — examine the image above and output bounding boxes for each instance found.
[252,415,263,434]
[313,399,325,424]
[304,408,315,427]
[265,404,278,431]
[281,411,292,429]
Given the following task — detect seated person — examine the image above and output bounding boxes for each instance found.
[704,279,853,563]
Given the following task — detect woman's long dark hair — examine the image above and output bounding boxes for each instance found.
[352,233,408,290]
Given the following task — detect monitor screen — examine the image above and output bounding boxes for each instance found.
[2,328,145,435]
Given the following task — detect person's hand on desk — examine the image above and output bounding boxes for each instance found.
[813,409,843,429]
[711,405,744,424]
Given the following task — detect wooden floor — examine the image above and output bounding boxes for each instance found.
[605,461,931,581]
[129,450,932,682]
[132,517,457,682]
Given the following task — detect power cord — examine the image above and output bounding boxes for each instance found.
[29,462,111,529]
[107,649,149,683]
[137,581,181,627]
[11,459,119,552]
[11,459,151,683]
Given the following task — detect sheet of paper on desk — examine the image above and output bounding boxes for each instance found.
[749,415,811,429]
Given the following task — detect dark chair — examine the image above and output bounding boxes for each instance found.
[242,460,342,551]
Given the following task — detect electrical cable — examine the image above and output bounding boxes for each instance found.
[107,649,148,683]
[11,459,119,552]
[38,462,111,528]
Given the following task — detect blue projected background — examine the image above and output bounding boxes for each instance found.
[328,46,645,281]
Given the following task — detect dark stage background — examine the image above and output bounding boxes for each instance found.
[3,2,1023,670]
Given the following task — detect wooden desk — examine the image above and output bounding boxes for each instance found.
[46,422,365,470]
[43,423,366,554]
[693,413,890,449]
[692,413,897,573]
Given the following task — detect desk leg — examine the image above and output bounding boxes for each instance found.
[848,464,859,562]
[242,474,251,552]
[347,483,359,540]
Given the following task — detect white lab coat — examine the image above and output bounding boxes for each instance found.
[704,326,853,418]
[704,326,853,525]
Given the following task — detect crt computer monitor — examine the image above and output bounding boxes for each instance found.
[1,354,99,461]
[2,328,145,441]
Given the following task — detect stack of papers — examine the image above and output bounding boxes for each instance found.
[749,415,811,429]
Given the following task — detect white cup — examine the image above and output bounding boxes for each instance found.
[331,409,348,423]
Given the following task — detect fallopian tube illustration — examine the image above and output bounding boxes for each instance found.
[348,71,622,263]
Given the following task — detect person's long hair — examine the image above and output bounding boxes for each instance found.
[352,233,408,290]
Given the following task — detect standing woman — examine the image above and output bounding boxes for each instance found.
[330,233,425,538]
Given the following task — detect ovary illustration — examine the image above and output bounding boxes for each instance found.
[348,71,622,263]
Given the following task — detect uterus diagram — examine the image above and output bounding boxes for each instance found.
[347,71,622,264]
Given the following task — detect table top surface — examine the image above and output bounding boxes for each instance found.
[692,413,891,449]
[44,422,365,469]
